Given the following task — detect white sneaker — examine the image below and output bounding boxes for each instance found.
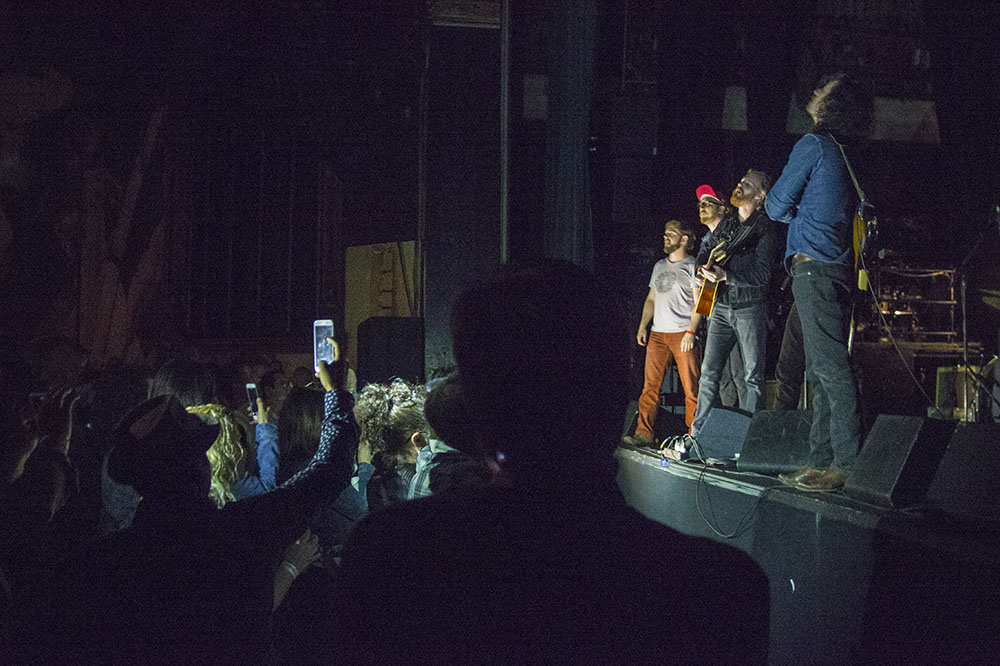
[674,433,698,455]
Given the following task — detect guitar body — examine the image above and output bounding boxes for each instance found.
[852,210,876,291]
[695,280,718,317]
[694,216,763,319]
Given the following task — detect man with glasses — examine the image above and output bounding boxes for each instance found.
[667,175,775,458]
[695,185,746,410]
[623,218,702,447]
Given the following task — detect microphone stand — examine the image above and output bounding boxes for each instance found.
[955,205,1000,422]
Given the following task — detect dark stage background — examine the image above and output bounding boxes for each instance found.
[1,0,998,382]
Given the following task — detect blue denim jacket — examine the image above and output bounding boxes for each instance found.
[231,422,280,500]
[765,133,856,273]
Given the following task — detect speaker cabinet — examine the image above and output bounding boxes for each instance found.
[356,317,425,386]
[844,415,956,509]
[693,407,751,461]
[924,423,1000,521]
[736,410,812,474]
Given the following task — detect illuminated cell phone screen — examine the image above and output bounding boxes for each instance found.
[246,383,259,418]
[313,319,335,371]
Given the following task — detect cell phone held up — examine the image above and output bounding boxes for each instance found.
[313,319,335,372]
[246,383,261,419]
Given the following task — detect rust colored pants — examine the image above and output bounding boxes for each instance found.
[636,331,700,439]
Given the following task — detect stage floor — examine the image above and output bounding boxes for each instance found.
[616,445,1000,666]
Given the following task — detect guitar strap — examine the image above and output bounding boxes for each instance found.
[834,137,867,206]
[711,211,761,265]
[830,135,872,355]
[831,134,872,292]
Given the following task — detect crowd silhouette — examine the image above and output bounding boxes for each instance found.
[1,260,769,665]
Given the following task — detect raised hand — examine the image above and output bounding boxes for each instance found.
[315,338,346,391]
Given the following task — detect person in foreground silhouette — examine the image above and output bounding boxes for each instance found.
[322,260,770,666]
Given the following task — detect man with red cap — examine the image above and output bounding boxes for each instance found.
[666,174,776,458]
[694,185,746,409]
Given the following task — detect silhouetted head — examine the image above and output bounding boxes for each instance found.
[810,71,874,142]
[107,395,218,501]
[423,372,476,454]
[150,359,219,408]
[276,386,325,484]
[451,260,630,483]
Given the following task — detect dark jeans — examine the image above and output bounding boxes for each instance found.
[691,299,767,436]
[791,260,861,470]
[774,301,805,410]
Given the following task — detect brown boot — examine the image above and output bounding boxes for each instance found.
[622,434,654,448]
[796,467,848,492]
[778,465,823,487]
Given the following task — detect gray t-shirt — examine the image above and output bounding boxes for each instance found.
[649,256,697,333]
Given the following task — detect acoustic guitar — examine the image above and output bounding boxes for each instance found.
[694,215,764,317]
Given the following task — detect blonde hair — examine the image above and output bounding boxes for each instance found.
[186,404,246,508]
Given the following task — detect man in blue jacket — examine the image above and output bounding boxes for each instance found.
[765,72,874,492]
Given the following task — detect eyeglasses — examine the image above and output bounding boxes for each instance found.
[698,201,721,209]
[663,230,681,238]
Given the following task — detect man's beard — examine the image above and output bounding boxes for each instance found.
[730,190,750,207]
[699,211,721,226]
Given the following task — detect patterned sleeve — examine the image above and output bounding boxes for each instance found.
[282,389,358,490]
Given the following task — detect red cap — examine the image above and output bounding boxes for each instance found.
[696,184,723,204]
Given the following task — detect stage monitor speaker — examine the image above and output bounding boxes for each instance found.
[357,317,425,387]
[924,423,1000,522]
[736,410,812,474]
[843,415,956,509]
[691,407,751,461]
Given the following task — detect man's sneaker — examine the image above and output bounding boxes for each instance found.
[622,434,654,448]
[659,434,696,460]
[674,434,696,456]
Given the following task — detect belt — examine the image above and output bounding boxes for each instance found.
[791,253,814,267]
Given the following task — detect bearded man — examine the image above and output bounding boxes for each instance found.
[624,218,702,446]
[669,172,776,457]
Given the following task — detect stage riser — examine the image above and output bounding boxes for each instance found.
[616,449,1000,666]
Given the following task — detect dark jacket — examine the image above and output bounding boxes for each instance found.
[696,208,775,309]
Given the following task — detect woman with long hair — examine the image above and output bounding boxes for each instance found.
[273,388,325,485]
[187,403,276,508]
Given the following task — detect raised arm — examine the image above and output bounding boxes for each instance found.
[765,134,820,223]
[226,341,358,549]
[253,420,279,491]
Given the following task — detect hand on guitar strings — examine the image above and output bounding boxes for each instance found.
[698,265,727,283]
